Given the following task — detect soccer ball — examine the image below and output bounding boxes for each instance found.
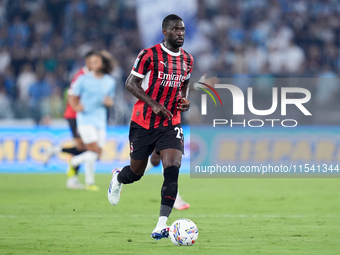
[169,218,198,246]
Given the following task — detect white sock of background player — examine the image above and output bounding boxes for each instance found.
[71,151,98,185]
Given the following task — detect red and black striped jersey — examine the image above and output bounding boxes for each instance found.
[64,66,89,119]
[130,43,194,130]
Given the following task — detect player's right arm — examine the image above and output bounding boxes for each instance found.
[68,76,84,112]
[125,74,173,120]
[68,95,83,112]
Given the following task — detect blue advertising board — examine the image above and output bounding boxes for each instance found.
[190,126,340,177]
[1,125,340,176]
[0,126,190,174]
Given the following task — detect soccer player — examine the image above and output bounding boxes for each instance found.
[69,50,116,191]
[45,50,95,189]
[145,151,190,210]
[144,75,219,210]
[107,14,193,240]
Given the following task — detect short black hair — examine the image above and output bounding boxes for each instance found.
[84,50,96,59]
[162,14,183,30]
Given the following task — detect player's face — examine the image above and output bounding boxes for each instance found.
[165,20,185,49]
[90,55,104,73]
[85,57,92,70]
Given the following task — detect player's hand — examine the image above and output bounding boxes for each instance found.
[103,96,114,107]
[177,98,190,112]
[151,102,173,120]
[74,104,84,112]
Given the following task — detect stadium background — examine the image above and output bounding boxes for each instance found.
[1,0,340,172]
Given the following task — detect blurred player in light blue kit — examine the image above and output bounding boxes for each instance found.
[68,50,116,191]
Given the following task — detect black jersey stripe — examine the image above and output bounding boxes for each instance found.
[149,46,169,129]
[142,56,151,75]
[163,54,179,127]
[160,48,173,128]
[169,53,184,117]
[135,50,150,74]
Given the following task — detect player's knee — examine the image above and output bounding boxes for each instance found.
[87,148,100,155]
[162,157,181,169]
[77,145,86,152]
[86,144,100,154]
[151,157,161,167]
[163,166,179,183]
[151,152,161,166]
[75,138,86,151]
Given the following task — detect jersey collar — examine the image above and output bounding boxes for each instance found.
[161,43,181,56]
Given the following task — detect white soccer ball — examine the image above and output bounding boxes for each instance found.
[169,218,198,246]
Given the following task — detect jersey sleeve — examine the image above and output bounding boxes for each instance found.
[131,49,152,79]
[70,76,83,96]
[68,71,85,95]
[185,55,194,81]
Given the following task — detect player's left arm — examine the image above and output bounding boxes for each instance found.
[177,79,191,112]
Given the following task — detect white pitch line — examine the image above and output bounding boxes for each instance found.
[1,214,340,218]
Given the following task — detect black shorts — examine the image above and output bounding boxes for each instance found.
[129,121,184,160]
[66,118,80,138]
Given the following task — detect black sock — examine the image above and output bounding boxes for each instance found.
[160,166,179,213]
[117,165,143,184]
[160,205,172,218]
[62,147,84,155]
[74,165,80,175]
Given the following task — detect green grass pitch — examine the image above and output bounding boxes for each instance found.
[1,173,339,255]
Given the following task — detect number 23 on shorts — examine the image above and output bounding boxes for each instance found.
[174,127,183,140]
